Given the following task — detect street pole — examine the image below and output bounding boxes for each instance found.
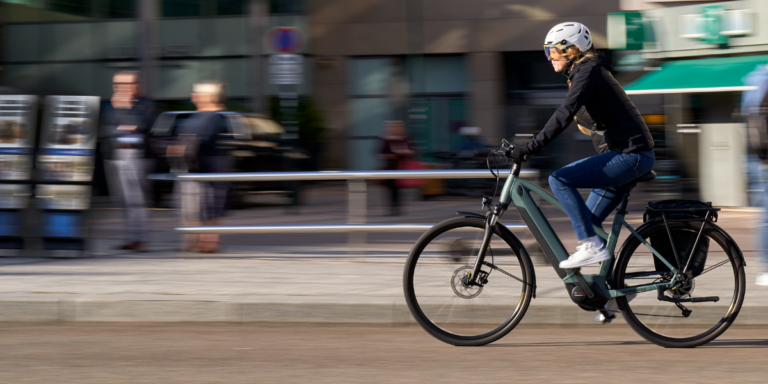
[138,0,159,98]
[249,0,267,113]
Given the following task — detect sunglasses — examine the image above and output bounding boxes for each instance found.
[544,45,564,60]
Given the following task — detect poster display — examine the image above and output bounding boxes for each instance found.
[0,95,37,211]
[38,96,99,182]
[0,95,37,181]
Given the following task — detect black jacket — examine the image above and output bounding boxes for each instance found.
[575,107,608,154]
[525,54,654,155]
[100,98,158,160]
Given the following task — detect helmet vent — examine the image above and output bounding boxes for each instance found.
[585,29,590,35]
[564,24,574,26]
[556,29,564,32]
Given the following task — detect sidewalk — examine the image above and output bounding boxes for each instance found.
[2,247,767,324]
[1,183,767,324]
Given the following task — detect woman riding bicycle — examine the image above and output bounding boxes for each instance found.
[511,22,655,269]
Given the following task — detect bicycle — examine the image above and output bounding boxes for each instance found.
[403,139,746,348]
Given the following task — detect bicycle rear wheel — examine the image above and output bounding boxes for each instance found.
[613,220,745,348]
[403,217,535,346]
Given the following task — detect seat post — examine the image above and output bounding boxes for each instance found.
[616,184,636,215]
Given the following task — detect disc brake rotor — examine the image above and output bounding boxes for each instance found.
[451,265,483,299]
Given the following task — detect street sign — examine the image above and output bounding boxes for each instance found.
[679,5,752,46]
[701,5,728,45]
[266,27,305,54]
[607,12,646,50]
[270,54,304,85]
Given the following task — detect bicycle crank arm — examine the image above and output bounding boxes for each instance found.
[657,292,720,303]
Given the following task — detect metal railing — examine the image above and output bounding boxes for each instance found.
[163,169,538,248]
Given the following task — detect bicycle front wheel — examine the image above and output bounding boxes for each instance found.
[614,220,746,348]
[403,217,535,346]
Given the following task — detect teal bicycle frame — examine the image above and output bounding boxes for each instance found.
[471,164,681,300]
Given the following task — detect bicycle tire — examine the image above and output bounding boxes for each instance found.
[613,220,746,348]
[403,217,535,346]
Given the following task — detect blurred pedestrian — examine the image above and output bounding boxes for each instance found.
[167,81,231,253]
[379,121,414,216]
[102,71,156,252]
[741,63,768,286]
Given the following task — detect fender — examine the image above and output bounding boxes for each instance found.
[456,211,486,220]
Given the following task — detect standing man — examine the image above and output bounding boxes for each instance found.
[742,64,768,286]
[102,71,157,251]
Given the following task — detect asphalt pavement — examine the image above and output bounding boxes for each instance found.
[0,323,766,383]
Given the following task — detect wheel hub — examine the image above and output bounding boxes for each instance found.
[669,272,695,299]
[451,266,483,299]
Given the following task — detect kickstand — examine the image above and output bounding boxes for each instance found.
[675,302,692,318]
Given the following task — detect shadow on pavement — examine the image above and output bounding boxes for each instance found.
[487,340,650,348]
[705,339,768,348]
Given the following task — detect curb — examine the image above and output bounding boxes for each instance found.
[2,294,767,325]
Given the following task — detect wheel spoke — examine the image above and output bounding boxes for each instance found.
[404,218,533,345]
[614,220,745,347]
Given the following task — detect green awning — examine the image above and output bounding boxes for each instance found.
[623,55,768,95]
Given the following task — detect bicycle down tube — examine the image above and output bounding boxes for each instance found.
[493,169,679,299]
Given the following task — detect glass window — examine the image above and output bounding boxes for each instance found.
[406,55,466,94]
[161,0,246,17]
[0,0,136,22]
[269,0,303,14]
[350,57,391,96]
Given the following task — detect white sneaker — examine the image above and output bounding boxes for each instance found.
[595,294,636,324]
[559,236,610,269]
[756,273,768,286]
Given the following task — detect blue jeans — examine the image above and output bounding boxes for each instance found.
[548,150,656,241]
[747,155,768,271]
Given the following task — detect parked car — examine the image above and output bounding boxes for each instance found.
[147,111,307,208]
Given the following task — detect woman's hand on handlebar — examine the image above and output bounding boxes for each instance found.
[510,146,529,163]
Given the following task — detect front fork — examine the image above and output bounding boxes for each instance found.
[467,204,505,285]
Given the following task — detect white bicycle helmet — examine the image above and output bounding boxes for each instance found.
[543,22,593,60]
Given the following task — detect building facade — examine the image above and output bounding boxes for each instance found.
[1,0,629,170]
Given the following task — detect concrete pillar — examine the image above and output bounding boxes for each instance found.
[468,52,505,145]
[248,0,267,113]
[138,0,159,98]
[313,56,349,168]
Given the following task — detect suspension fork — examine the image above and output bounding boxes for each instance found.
[467,206,504,284]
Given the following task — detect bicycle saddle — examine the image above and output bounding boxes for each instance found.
[634,170,657,183]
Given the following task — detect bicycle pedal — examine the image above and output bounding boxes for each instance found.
[597,310,616,325]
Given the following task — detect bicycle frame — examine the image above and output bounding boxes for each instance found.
[471,165,681,300]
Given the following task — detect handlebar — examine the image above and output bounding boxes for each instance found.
[491,138,514,161]
[490,138,522,177]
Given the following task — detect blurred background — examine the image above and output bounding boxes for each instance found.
[2,3,768,378]
[0,0,764,254]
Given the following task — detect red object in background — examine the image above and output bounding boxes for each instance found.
[396,160,425,188]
